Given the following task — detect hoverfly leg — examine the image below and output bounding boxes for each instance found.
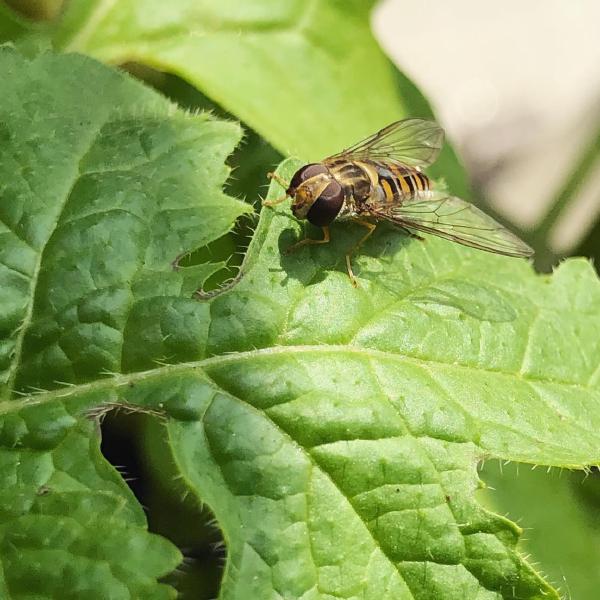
[267,172,289,189]
[264,172,290,206]
[262,193,289,207]
[285,226,330,255]
[346,218,377,287]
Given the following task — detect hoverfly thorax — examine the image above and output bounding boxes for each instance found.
[288,163,345,227]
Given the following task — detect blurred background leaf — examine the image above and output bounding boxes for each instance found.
[481,462,600,600]
[4,0,63,20]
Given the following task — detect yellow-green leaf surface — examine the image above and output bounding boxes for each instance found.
[1,0,471,193]
[46,0,468,198]
[53,0,409,159]
[163,168,600,600]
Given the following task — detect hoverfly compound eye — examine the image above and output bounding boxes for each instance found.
[287,163,329,194]
[306,180,344,226]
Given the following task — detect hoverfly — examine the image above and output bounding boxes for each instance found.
[264,118,533,286]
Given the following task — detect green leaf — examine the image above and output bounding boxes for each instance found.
[138,70,284,203]
[4,46,600,599]
[156,165,600,600]
[52,0,405,158]
[0,47,250,598]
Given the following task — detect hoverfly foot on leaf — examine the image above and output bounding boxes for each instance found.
[345,254,360,288]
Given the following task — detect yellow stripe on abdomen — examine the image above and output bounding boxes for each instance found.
[380,178,394,202]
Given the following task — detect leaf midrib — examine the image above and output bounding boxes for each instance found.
[5,343,597,414]
[61,0,119,51]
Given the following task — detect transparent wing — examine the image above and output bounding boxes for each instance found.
[327,118,445,168]
[371,191,534,258]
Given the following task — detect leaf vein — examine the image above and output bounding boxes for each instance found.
[5,119,114,399]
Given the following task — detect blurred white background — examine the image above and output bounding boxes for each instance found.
[374,0,600,253]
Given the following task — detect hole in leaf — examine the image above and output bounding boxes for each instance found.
[100,412,225,599]
[121,64,282,297]
[175,215,258,295]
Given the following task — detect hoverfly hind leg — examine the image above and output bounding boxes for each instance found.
[390,222,425,241]
[346,218,377,287]
[402,228,425,242]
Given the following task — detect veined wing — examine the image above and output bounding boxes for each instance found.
[370,191,534,258]
[326,118,444,168]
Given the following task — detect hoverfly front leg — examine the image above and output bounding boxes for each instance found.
[263,172,290,206]
[346,218,377,287]
[285,226,330,254]
[267,171,288,188]
[262,194,289,207]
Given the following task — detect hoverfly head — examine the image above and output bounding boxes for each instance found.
[288,163,344,226]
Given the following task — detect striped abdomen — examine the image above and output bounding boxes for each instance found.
[365,160,429,204]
